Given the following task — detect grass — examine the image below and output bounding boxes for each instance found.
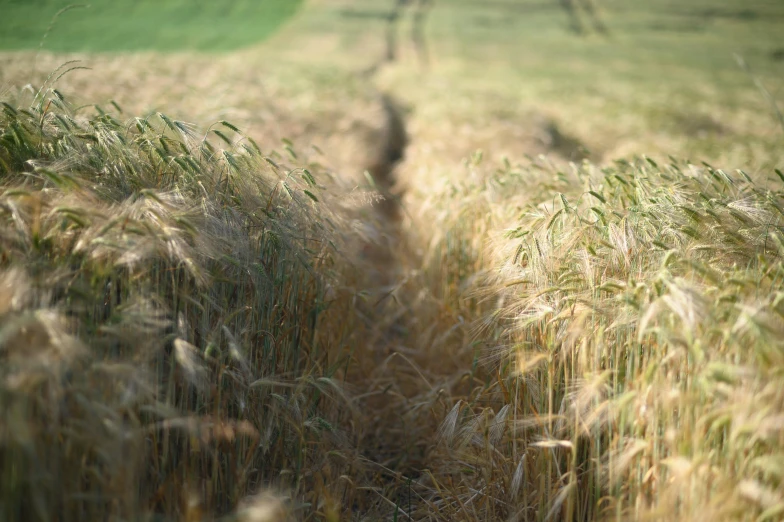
[0,0,303,52]
[0,84,384,520]
[406,153,784,520]
[1,0,784,520]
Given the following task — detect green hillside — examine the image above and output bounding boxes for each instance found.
[0,0,303,52]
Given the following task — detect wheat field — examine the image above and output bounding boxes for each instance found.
[1,0,784,521]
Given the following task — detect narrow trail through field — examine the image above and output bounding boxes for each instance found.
[340,44,486,511]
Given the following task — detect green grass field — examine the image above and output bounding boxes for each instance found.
[1,0,784,521]
[0,0,303,52]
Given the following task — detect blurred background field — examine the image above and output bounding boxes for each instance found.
[3,0,782,176]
